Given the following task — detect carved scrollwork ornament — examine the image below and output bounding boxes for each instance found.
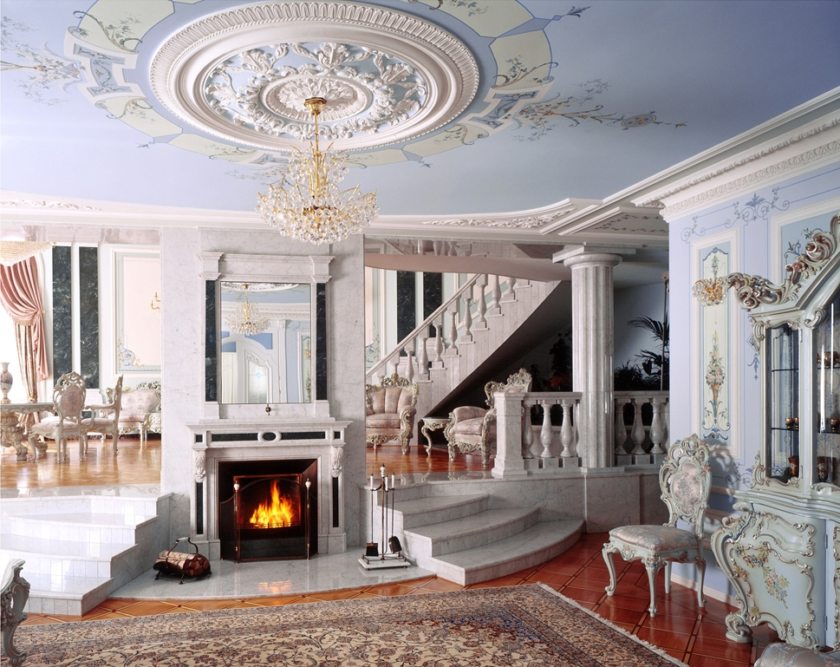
[193,449,207,482]
[330,445,343,478]
[802,306,825,329]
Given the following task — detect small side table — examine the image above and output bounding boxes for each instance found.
[420,417,449,457]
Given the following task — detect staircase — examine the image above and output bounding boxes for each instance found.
[0,492,169,615]
[371,484,583,585]
[367,274,562,422]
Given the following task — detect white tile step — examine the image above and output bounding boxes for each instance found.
[418,518,584,586]
[0,533,131,558]
[15,511,154,526]
[0,545,134,578]
[22,572,113,616]
[388,494,489,528]
[404,507,540,558]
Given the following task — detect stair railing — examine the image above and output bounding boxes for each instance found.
[366,273,524,383]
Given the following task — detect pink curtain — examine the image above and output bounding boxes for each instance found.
[0,257,49,399]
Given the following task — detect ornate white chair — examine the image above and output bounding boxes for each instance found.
[365,373,418,454]
[444,368,532,467]
[28,371,88,462]
[117,382,161,447]
[602,433,711,616]
[82,375,123,453]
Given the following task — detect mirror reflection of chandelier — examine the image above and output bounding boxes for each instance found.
[226,283,270,336]
[257,97,377,244]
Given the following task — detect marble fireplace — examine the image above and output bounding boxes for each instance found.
[190,419,349,561]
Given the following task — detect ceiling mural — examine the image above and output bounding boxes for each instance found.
[0,0,838,218]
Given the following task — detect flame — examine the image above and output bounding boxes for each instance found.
[248,480,298,528]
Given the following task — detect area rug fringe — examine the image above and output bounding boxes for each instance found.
[535,582,688,666]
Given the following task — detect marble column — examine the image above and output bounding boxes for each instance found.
[554,248,622,469]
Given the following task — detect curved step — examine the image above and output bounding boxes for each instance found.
[420,518,584,586]
[392,493,489,529]
[404,507,540,558]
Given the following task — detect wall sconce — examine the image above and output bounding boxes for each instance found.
[150,291,161,311]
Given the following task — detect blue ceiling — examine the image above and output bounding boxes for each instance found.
[1,0,838,216]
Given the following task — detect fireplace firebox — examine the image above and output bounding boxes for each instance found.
[218,459,317,561]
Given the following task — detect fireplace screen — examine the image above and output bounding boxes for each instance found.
[218,459,317,561]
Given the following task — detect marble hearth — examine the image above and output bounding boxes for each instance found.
[189,419,350,561]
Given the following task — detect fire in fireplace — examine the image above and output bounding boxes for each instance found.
[218,459,317,561]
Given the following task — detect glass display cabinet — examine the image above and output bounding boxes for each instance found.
[710,216,840,650]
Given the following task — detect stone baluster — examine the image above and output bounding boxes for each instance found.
[649,396,667,461]
[446,306,458,355]
[630,398,647,460]
[461,295,473,342]
[417,334,429,379]
[538,400,558,469]
[539,401,553,459]
[488,274,502,316]
[502,276,517,302]
[522,400,534,459]
[559,399,574,458]
[475,275,488,329]
[403,346,414,382]
[433,320,444,367]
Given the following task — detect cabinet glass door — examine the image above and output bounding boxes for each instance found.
[767,324,799,482]
[814,287,840,487]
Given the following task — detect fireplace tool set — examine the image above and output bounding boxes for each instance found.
[359,464,411,570]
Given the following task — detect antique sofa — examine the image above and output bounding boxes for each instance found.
[445,368,532,467]
[108,381,161,447]
[365,373,418,454]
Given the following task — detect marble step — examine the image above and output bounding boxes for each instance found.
[419,518,584,586]
[2,513,156,546]
[23,572,113,616]
[403,507,540,559]
[0,544,135,578]
[390,493,490,530]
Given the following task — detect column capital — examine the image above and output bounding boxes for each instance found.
[552,245,630,268]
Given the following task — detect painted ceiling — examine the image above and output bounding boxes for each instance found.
[1,0,839,223]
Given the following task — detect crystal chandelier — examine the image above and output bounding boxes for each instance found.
[225,284,269,335]
[257,97,377,244]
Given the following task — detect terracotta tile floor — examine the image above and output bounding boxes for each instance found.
[9,440,783,664]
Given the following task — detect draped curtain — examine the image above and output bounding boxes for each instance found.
[0,256,49,401]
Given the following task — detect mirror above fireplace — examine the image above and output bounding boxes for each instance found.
[219,281,311,404]
[200,252,332,420]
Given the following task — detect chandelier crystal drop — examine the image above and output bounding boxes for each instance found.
[257,97,377,244]
[225,284,270,336]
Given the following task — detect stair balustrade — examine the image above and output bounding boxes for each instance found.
[493,390,582,477]
[366,272,528,384]
[613,391,669,464]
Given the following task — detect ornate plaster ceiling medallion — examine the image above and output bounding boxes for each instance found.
[150,2,478,152]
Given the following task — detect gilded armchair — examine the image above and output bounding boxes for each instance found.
[602,434,711,616]
[28,371,88,462]
[444,368,532,467]
[365,373,418,454]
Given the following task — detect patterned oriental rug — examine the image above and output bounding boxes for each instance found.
[17,584,686,666]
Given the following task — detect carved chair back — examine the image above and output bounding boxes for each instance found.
[53,371,86,424]
[365,373,418,415]
[482,368,533,409]
[659,434,711,538]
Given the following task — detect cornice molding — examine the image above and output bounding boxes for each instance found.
[634,115,840,218]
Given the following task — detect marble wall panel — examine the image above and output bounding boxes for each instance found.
[78,246,99,387]
[396,270,416,344]
[316,283,327,401]
[205,280,217,402]
[51,246,71,379]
